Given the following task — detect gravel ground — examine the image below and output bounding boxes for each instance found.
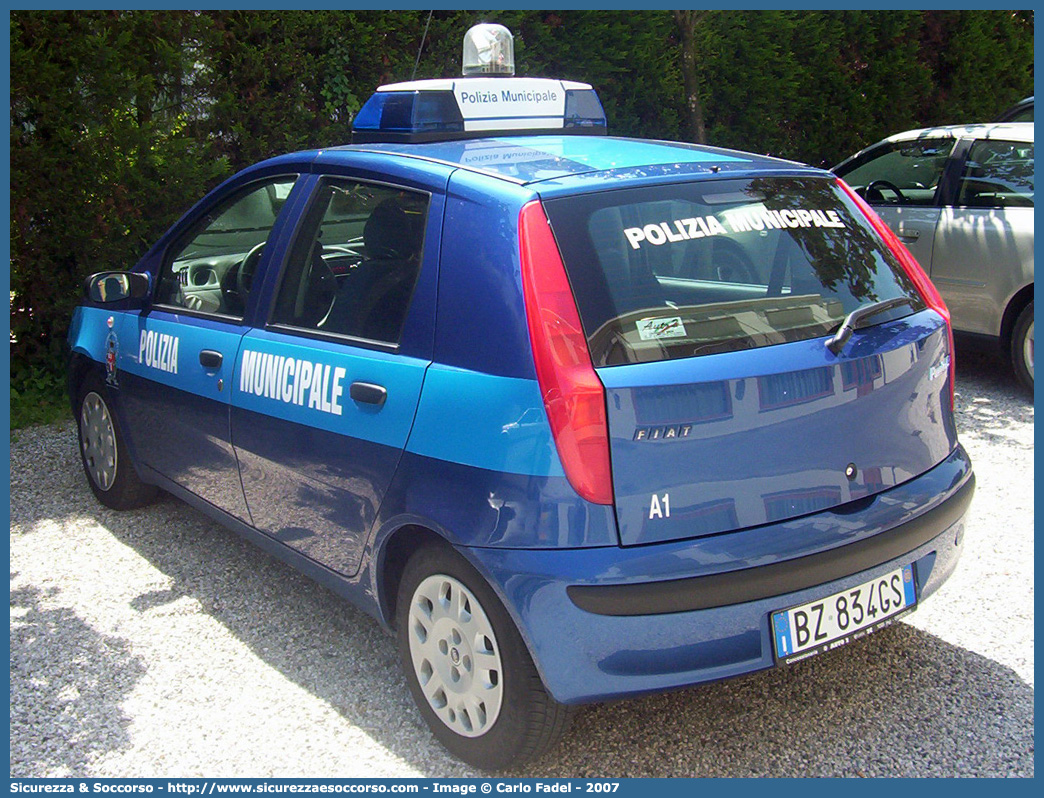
[10,349,1033,778]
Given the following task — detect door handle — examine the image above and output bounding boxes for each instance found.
[897,223,921,241]
[350,381,387,406]
[199,349,223,369]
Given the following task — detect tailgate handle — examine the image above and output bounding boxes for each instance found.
[199,349,223,369]
[350,381,387,406]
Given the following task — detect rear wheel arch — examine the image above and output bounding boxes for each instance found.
[377,523,450,628]
[1000,283,1034,349]
[375,525,549,689]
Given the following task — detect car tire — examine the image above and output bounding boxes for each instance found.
[1011,301,1034,393]
[396,543,572,770]
[76,372,158,510]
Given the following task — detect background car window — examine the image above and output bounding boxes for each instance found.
[270,180,428,344]
[996,98,1033,123]
[839,139,955,206]
[155,178,296,317]
[956,139,1034,208]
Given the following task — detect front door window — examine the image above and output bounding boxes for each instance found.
[156,178,297,317]
[840,139,955,206]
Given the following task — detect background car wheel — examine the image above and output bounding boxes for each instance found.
[77,373,158,510]
[1011,301,1034,393]
[396,543,572,770]
[711,241,758,283]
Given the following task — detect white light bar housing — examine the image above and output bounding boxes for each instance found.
[375,77,594,133]
[351,77,607,143]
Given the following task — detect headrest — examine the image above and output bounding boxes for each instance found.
[364,198,420,261]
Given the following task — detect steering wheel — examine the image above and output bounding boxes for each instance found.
[711,241,758,283]
[321,244,363,259]
[301,254,338,328]
[237,242,266,296]
[866,180,907,204]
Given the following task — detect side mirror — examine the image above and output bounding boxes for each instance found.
[85,271,151,304]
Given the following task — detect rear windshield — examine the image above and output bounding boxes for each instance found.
[543,176,923,367]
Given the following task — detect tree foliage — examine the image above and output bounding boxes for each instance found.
[683,10,1033,166]
[9,10,1034,402]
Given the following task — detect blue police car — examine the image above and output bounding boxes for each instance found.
[69,26,974,769]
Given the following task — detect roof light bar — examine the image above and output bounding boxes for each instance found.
[352,25,606,143]
[352,79,606,143]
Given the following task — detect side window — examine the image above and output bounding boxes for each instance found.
[156,178,297,317]
[956,140,1034,209]
[839,139,955,207]
[271,179,429,344]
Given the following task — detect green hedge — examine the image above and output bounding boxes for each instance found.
[9,9,1033,425]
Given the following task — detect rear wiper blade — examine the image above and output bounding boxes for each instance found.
[826,297,918,355]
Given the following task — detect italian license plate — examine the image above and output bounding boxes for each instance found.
[771,564,916,665]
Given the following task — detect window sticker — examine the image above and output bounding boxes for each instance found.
[637,316,687,340]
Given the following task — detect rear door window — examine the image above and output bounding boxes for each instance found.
[543,176,923,367]
[956,139,1034,209]
[270,179,429,344]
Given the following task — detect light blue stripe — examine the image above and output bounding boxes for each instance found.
[406,365,564,477]
[72,309,428,450]
[69,307,112,362]
[74,307,246,401]
[73,309,562,475]
[234,329,427,450]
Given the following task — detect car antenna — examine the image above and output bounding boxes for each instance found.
[411,10,434,81]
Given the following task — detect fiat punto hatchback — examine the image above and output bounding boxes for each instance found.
[69,27,974,770]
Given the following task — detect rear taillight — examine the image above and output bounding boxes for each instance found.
[519,200,614,505]
[837,178,955,409]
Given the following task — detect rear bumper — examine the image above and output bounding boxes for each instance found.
[464,445,973,704]
[568,473,974,616]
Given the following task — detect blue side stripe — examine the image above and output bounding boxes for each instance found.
[406,364,564,478]
[68,307,111,362]
[72,308,426,451]
[72,308,563,478]
[74,307,246,401]
[234,329,427,451]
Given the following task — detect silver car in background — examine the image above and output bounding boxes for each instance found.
[996,96,1033,124]
[834,123,1034,390]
